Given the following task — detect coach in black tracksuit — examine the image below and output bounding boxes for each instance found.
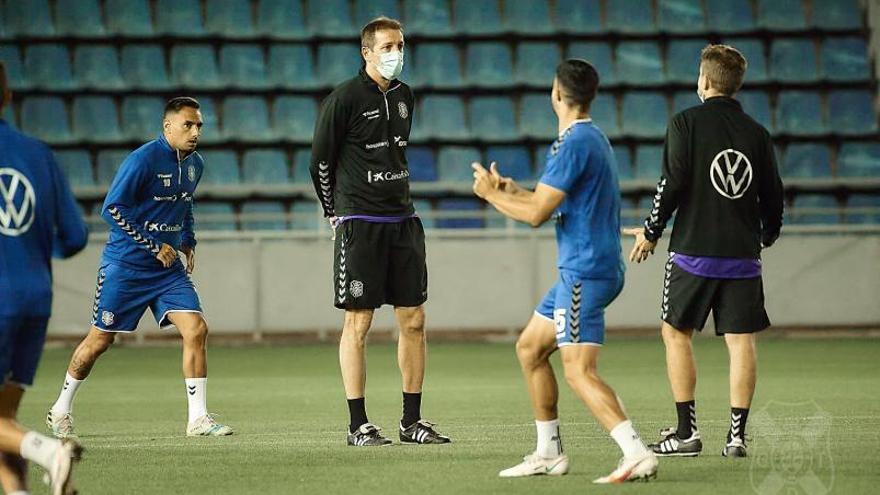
[626,44,784,459]
[309,17,450,448]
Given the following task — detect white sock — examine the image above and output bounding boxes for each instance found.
[185,378,208,424]
[19,431,61,471]
[535,419,563,458]
[51,373,84,415]
[610,420,650,458]
[8,491,30,495]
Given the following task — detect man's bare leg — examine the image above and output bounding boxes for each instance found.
[340,309,374,433]
[395,306,425,427]
[723,333,756,452]
[661,323,699,439]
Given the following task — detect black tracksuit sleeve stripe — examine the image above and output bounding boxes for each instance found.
[758,136,784,247]
[645,116,689,242]
[310,94,347,217]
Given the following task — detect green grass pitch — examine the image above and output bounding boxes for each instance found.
[17,337,880,494]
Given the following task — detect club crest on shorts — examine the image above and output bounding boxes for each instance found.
[350,280,364,298]
[188,164,196,182]
[398,101,408,119]
[101,311,115,326]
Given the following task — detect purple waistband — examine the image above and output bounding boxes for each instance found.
[672,253,762,279]
[335,214,417,225]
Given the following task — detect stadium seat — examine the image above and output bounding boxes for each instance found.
[2,104,16,127]
[553,0,602,34]
[606,0,656,33]
[121,96,164,141]
[673,91,700,114]
[5,0,54,36]
[758,0,806,30]
[838,143,880,177]
[21,97,72,143]
[291,201,319,230]
[591,94,620,138]
[419,96,468,139]
[454,0,503,35]
[198,150,241,184]
[790,195,839,224]
[274,96,317,142]
[96,149,130,185]
[195,203,237,231]
[782,143,831,178]
[55,150,95,188]
[621,93,668,138]
[616,42,664,84]
[407,147,437,182]
[206,0,255,37]
[55,0,105,36]
[469,97,517,140]
[355,0,401,28]
[821,38,870,82]
[486,146,533,180]
[705,0,754,33]
[505,0,554,34]
[308,0,354,36]
[223,96,274,142]
[243,149,290,184]
[292,149,312,183]
[105,0,154,36]
[171,45,223,89]
[770,39,818,83]
[268,44,319,89]
[466,43,514,87]
[72,96,122,143]
[241,202,287,230]
[845,194,880,224]
[221,45,270,89]
[811,0,863,29]
[776,91,826,136]
[74,45,125,90]
[614,146,635,180]
[658,0,705,33]
[155,0,206,36]
[413,199,435,229]
[191,96,222,144]
[412,43,463,88]
[828,90,877,136]
[403,0,453,35]
[666,40,706,83]
[437,147,481,181]
[24,45,76,90]
[635,145,663,179]
[317,43,361,86]
[519,93,556,140]
[0,45,28,89]
[515,43,561,86]
[436,199,484,228]
[121,45,172,90]
[726,38,768,84]
[737,90,772,131]
[567,42,616,85]
[257,0,308,38]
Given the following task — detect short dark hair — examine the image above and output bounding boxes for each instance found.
[700,44,747,95]
[164,96,200,116]
[555,59,599,110]
[361,16,403,49]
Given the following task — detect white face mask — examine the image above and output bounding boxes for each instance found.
[697,88,705,103]
[374,51,403,81]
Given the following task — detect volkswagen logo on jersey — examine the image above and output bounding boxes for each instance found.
[710,149,753,200]
[398,101,408,119]
[0,167,37,237]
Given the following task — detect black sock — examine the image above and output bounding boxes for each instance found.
[675,400,696,438]
[347,397,368,433]
[727,407,749,442]
[401,392,422,427]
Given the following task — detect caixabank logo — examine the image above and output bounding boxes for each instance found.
[0,167,36,237]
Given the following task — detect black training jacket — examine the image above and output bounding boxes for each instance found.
[643,96,784,258]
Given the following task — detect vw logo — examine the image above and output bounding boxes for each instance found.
[0,167,36,237]
[710,149,753,200]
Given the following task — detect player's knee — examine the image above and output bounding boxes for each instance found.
[661,324,692,347]
[515,337,543,368]
[87,329,115,353]
[185,320,209,345]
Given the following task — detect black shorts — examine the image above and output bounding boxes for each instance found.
[661,256,770,335]
[333,218,428,310]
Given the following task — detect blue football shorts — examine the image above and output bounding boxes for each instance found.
[535,270,624,347]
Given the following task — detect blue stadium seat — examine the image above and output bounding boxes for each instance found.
[436,199,483,228]
[554,0,602,34]
[505,0,554,34]
[55,150,95,188]
[413,200,434,229]
[155,0,206,36]
[96,149,130,185]
[407,147,438,182]
[466,43,513,87]
[223,96,274,141]
[519,93,556,140]
[614,146,634,180]
[5,0,54,36]
[308,0,354,36]
[845,194,880,224]
[195,203,237,231]
[616,42,663,84]
[666,40,706,83]
[770,39,818,83]
[243,149,290,184]
[776,91,825,135]
[757,0,806,30]
[221,44,270,89]
[591,94,619,138]
[198,150,241,184]
[241,202,288,230]
[791,195,839,224]
[55,0,105,36]
[828,90,877,136]
[782,144,831,178]
[268,44,319,89]
[317,43,361,86]
[515,43,561,86]
[838,143,880,177]
[355,0,401,28]
[291,201,319,230]
[0,45,28,89]
[105,0,154,36]
[705,0,754,33]
[726,38,767,83]
[274,96,317,141]
[658,0,705,33]
[403,0,453,35]
[620,197,642,225]
[635,145,663,179]
[486,146,533,180]
[811,0,863,29]
[292,149,312,183]
[437,147,481,181]
[74,45,125,90]
[121,45,171,90]
[191,96,222,144]
[87,204,107,233]
[206,0,255,37]
[469,97,517,140]
[171,45,222,89]
[821,38,870,82]
[72,96,122,143]
[24,45,75,90]
[412,43,463,88]
[454,0,503,35]
[121,96,164,141]
[568,42,616,85]
[606,0,656,33]
[257,0,308,38]
[21,97,72,143]
[737,90,772,131]
[621,93,668,138]
[673,91,700,114]
[419,96,468,139]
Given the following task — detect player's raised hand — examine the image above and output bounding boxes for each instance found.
[181,245,196,274]
[156,243,178,268]
[490,161,521,194]
[623,227,656,264]
[472,161,500,199]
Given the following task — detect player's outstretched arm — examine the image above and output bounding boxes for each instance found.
[473,162,564,227]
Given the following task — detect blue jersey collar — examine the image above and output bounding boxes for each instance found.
[558,118,592,138]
